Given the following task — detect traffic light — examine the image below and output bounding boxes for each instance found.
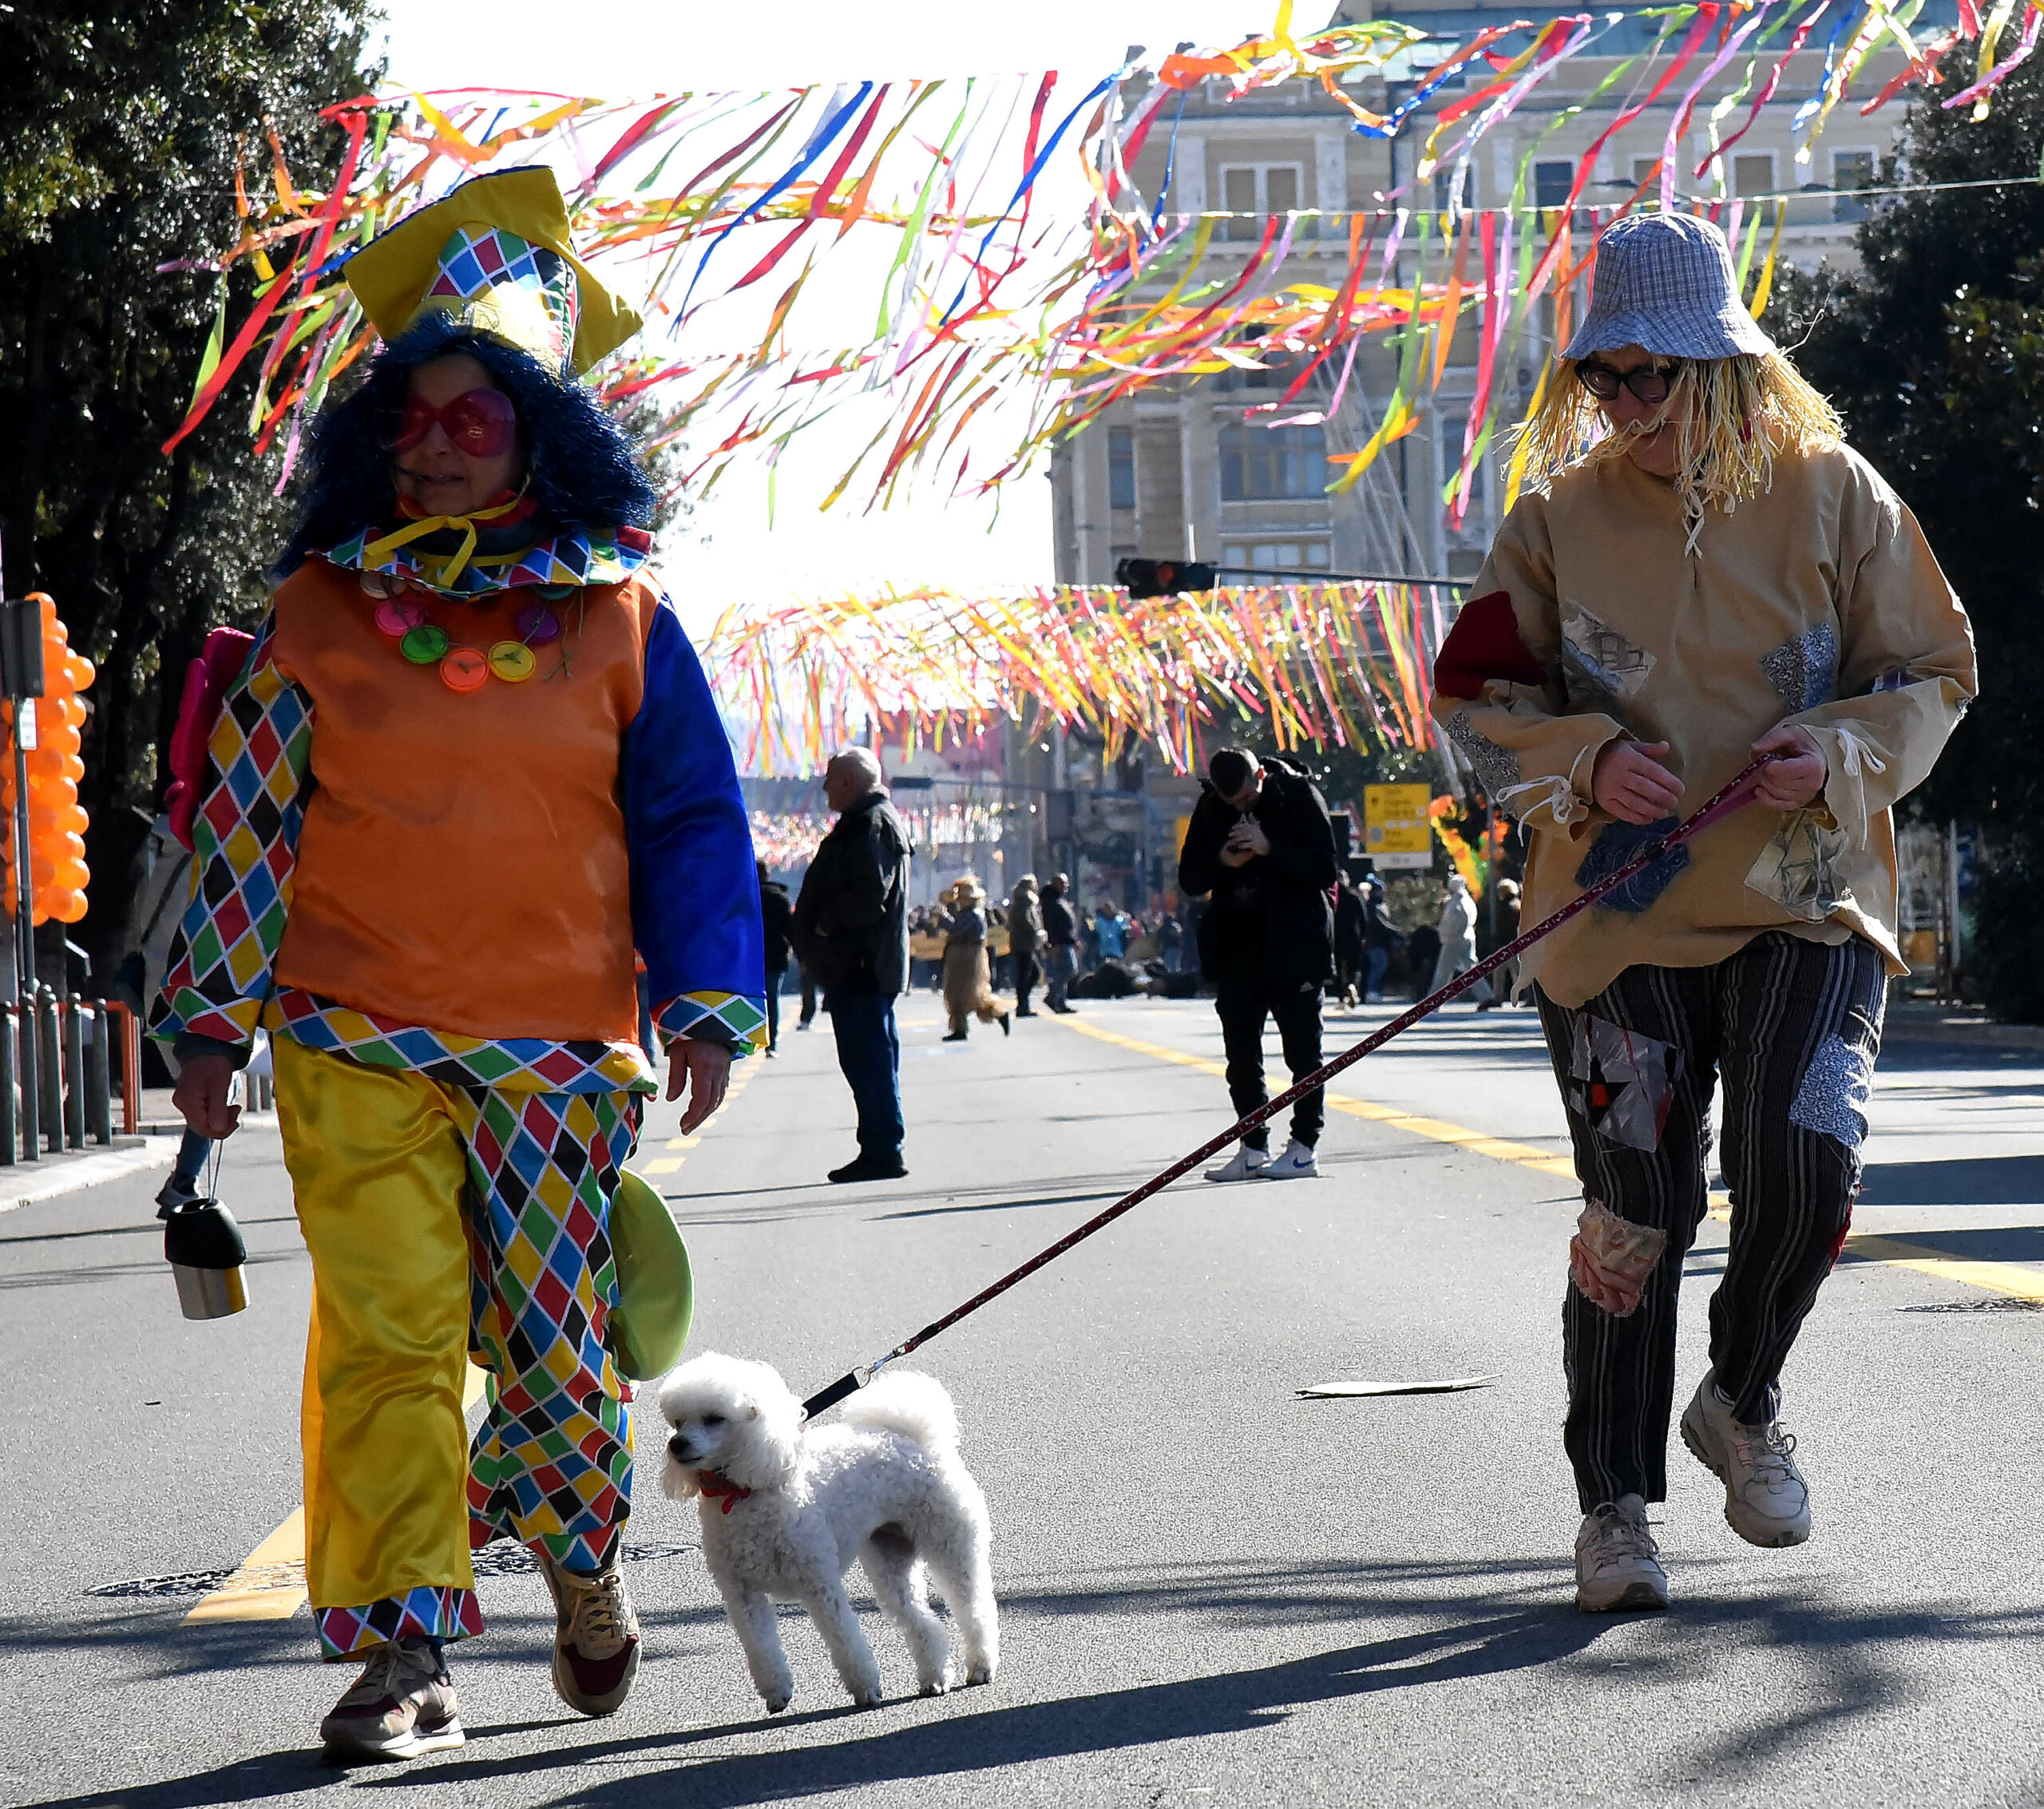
[1116,557,1218,600]
[2,594,94,925]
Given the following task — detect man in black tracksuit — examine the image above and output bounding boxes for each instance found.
[1178,747,1338,1182]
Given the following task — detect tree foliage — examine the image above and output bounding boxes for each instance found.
[0,2,381,970]
[1768,59,2044,1018]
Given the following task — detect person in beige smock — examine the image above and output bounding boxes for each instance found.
[1429,212,1975,1615]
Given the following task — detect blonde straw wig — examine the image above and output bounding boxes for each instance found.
[1515,350,1843,532]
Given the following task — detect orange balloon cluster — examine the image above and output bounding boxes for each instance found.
[2,595,94,926]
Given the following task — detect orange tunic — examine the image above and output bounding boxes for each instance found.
[268,560,656,1045]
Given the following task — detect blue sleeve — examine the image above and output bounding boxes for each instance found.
[621,594,767,1051]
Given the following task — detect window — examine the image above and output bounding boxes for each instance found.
[1107,428,1135,511]
[1220,164,1302,241]
[1218,423,1328,501]
[1733,152,1776,199]
[1630,154,1664,193]
[1534,160,1574,212]
[1221,541,1332,576]
[1432,165,1474,212]
[1832,149,1876,222]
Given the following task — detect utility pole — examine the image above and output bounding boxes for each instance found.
[0,531,42,1160]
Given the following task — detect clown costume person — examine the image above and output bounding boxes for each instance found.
[1428,214,1975,1613]
[152,168,765,1760]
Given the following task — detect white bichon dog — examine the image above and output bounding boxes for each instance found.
[656,1352,998,1713]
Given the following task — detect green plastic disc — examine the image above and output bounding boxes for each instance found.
[399,623,450,664]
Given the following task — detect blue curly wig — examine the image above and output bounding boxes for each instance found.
[276,312,656,578]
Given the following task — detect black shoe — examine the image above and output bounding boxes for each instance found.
[829,1154,908,1184]
[999,1011,1012,1037]
[1015,1007,1036,1019]
[943,1030,969,1042]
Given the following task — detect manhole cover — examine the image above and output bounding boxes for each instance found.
[88,1537,696,1599]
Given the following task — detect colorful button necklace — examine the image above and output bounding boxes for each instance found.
[362,572,570,692]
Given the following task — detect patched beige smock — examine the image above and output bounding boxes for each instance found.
[1428,441,1977,1009]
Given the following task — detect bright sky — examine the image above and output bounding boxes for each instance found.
[373,2,1329,621]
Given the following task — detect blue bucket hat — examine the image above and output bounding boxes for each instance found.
[1563,212,1776,362]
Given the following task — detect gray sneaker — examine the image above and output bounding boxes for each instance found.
[319,1637,462,1763]
[1574,1494,1670,1613]
[1680,1372,1812,1548]
[538,1554,641,1716]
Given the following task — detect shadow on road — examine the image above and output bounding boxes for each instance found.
[30,1555,2043,1809]
[1859,1155,2044,1209]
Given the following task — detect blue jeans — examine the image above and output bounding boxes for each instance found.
[1365,945,1390,1000]
[826,987,903,1159]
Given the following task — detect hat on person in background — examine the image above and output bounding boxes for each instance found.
[1563,212,1775,363]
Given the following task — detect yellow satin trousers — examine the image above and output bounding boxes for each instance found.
[279,1040,479,1615]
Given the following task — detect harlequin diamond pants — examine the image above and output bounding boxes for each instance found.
[274,1039,640,1661]
[1534,932,1886,1513]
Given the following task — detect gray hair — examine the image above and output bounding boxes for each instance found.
[826,746,884,788]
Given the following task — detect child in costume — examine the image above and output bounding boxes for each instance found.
[1428,213,1975,1613]
[153,168,765,1761]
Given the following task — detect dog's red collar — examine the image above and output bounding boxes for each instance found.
[697,1471,752,1514]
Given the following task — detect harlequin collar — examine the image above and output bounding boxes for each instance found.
[696,1471,752,1514]
[319,519,653,600]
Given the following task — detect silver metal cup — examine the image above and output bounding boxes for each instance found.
[171,1260,248,1320]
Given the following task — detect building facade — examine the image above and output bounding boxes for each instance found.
[1051,0,1944,589]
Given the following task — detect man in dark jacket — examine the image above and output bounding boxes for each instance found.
[793,749,911,1182]
[1040,873,1079,1015]
[757,861,795,1055]
[1178,748,1337,1182]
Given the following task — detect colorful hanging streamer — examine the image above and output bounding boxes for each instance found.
[163,3,2039,519]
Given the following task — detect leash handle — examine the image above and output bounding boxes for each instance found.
[805,754,1779,1411]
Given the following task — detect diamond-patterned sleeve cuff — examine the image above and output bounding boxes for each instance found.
[149,614,311,1050]
[654,991,768,1055]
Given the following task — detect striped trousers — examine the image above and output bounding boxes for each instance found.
[1535,932,1885,1511]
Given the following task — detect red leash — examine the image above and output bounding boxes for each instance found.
[800,756,1778,1419]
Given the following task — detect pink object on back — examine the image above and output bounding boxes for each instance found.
[164,627,255,852]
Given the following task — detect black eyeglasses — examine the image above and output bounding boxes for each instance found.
[1575,358,1683,404]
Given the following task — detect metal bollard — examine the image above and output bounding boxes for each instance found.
[0,1004,15,1166]
[37,987,60,1155]
[16,994,38,1162]
[61,995,84,1150]
[83,1000,111,1146]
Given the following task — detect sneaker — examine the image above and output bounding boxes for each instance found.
[1261,1138,1320,1181]
[829,1153,909,1184]
[1574,1495,1670,1613]
[1680,1373,1812,1548]
[1204,1144,1269,1183]
[537,1554,641,1716]
[155,1173,207,1216]
[319,1637,463,1763]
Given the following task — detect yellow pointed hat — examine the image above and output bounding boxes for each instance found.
[343,166,640,376]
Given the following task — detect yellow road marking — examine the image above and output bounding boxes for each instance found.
[186,1365,491,1624]
[643,1157,684,1174]
[1054,1013,2044,1306]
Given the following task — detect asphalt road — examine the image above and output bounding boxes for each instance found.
[4,989,2043,1808]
